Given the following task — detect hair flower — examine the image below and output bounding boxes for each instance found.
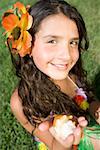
[2,1,33,57]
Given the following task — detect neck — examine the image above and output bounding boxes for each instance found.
[53,76,77,98]
[53,78,67,88]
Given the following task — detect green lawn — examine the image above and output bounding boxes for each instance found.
[0,0,100,149]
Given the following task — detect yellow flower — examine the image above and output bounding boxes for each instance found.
[38,142,47,150]
[80,101,89,110]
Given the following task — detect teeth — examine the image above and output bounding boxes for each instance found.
[52,63,67,68]
[55,64,66,67]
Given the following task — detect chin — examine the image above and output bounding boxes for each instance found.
[49,73,68,80]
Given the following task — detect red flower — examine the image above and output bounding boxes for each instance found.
[74,95,85,105]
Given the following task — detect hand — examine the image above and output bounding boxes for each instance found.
[49,117,87,149]
[38,117,87,149]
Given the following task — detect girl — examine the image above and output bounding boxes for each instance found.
[2,0,100,149]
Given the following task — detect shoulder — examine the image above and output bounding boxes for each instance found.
[10,88,30,125]
[10,88,22,113]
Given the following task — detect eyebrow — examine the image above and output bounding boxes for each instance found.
[71,38,79,41]
[42,35,79,40]
[43,35,60,38]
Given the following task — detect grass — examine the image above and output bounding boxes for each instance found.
[0,0,100,149]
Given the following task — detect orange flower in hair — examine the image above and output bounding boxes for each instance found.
[2,2,33,57]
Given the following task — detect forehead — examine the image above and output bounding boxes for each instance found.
[37,13,79,38]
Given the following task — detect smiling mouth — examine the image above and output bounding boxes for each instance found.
[51,63,68,70]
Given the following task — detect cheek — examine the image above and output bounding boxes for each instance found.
[31,46,51,66]
[71,50,79,62]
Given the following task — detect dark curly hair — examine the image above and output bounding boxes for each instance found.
[10,0,91,127]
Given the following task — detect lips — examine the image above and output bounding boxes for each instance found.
[51,63,68,70]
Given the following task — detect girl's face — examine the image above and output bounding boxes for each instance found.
[31,13,79,80]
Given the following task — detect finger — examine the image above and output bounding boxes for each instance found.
[78,117,88,127]
[64,134,74,148]
[78,116,86,122]
[49,127,61,143]
[38,121,50,131]
[73,126,82,145]
[49,127,57,138]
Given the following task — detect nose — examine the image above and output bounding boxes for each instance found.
[57,44,71,61]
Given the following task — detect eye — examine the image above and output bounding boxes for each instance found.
[48,40,57,44]
[70,40,79,47]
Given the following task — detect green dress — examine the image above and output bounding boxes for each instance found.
[78,118,100,150]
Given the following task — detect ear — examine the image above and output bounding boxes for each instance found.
[29,45,34,57]
[29,37,36,57]
[29,52,32,57]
